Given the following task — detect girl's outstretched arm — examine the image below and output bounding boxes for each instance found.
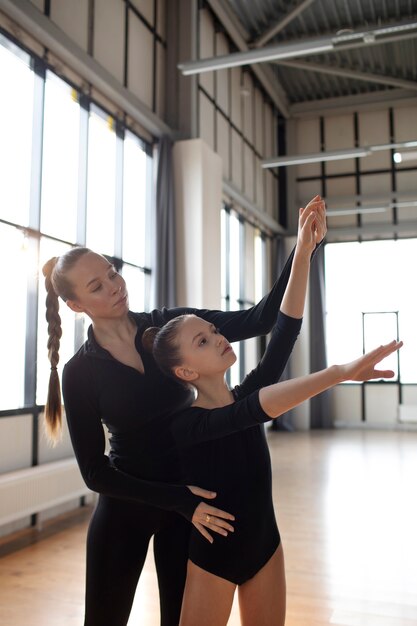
[259,340,403,418]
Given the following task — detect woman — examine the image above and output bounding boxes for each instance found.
[42,196,326,626]
[143,215,402,625]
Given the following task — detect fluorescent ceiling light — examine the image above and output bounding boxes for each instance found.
[262,140,417,168]
[262,148,370,168]
[178,19,417,76]
[393,150,417,163]
[327,200,417,216]
[327,207,388,216]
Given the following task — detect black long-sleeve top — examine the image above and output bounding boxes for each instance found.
[62,246,303,521]
[167,311,302,583]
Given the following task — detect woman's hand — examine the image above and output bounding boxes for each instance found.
[187,485,235,543]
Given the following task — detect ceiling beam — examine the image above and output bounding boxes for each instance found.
[275,58,417,92]
[178,19,417,75]
[327,220,417,242]
[252,0,317,48]
[289,88,417,116]
[205,0,290,117]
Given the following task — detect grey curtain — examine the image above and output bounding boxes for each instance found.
[270,237,294,431]
[153,136,177,309]
[309,243,333,428]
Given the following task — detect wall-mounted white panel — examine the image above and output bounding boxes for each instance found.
[265,170,275,217]
[254,90,263,155]
[332,384,362,425]
[93,0,125,84]
[231,128,243,189]
[242,72,253,143]
[297,180,321,207]
[157,0,166,39]
[128,10,154,110]
[396,170,417,193]
[199,91,214,151]
[326,177,357,229]
[324,114,355,175]
[402,385,417,405]
[50,0,88,52]
[360,174,392,225]
[0,414,32,473]
[244,222,255,302]
[130,0,154,25]
[394,105,417,142]
[358,109,390,171]
[295,117,321,179]
[263,102,273,158]
[396,172,417,222]
[155,41,165,119]
[230,67,242,131]
[215,32,229,114]
[199,8,214,97]
[365,384,400,426]
[243,142,254,201]
[216,112,230,179]
[29,0,43,11]
[255,156,264,209]
[38,411,75,464]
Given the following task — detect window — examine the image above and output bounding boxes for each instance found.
[0,33,154,413]
[0,36,33,227]
[325,239,416,383]
[40,72,80,242]
[221,206,267,387]
[86,106,118,256]
[0,224,29,410]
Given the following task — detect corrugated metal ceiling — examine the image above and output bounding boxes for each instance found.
[226,0,417,105]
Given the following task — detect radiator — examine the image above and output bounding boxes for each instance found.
[0,458,91,526]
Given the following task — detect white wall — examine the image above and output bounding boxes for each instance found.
[173,138,223,309]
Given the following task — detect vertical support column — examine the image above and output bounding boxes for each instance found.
[285,236,311,430]
[165,0,198,138]
[173,138,222,308]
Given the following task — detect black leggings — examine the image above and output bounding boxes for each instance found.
[84,495,190,626]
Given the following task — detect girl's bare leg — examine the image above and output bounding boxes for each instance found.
[238,543,286,626]
[179,560,236,626]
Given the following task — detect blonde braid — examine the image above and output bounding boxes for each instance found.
[42,257,63,443]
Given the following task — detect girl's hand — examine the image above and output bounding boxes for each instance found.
[338,340,403,383]
[187,485,235,543]
[297,195,327,255]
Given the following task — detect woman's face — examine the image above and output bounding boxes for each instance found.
[174,316,236,381]
[65,252,129,320]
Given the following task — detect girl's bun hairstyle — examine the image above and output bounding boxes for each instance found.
[142,326,160,353]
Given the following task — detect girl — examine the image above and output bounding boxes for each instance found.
[42,196,327,626]
[143,220,402,624]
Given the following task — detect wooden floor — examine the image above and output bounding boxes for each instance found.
[1,430,417,626]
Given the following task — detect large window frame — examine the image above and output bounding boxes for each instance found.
[221,204,268,387]
[0,32,154,431]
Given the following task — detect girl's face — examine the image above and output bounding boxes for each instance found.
[174,316,236,381]
[65,252,129,320]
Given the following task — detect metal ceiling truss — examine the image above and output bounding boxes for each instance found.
[178,18,417,75]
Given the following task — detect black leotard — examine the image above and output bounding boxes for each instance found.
[62,247,298,626]
[169,312,302,584]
